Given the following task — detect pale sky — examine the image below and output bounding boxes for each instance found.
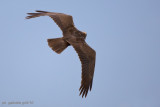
[0,0,160,107]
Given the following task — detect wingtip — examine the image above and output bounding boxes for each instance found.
[25,16,30,19]
[79,93,85,98]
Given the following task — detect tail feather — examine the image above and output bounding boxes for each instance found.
[47,38,69,54]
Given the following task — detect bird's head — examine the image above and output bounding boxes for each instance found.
[83,32,87,35]
[82,31,87,39]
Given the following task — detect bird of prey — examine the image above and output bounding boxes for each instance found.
[26,10,96,98]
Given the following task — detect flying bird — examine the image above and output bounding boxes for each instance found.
[26,10,96,98]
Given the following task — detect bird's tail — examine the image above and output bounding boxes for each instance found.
[47,37,70,54]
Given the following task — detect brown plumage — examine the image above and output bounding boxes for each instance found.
[26,10,96,98]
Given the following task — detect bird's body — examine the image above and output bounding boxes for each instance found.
[26,10,96,98]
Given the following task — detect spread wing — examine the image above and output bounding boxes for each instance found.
[26,10,74,32]
[69,40,96,98]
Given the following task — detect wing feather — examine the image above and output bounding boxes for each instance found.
[69,41,96,98]
[26,10,74,32]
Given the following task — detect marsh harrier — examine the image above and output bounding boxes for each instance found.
[26,10,96,98]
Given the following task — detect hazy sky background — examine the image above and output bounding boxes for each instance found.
[0,0,160,107]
